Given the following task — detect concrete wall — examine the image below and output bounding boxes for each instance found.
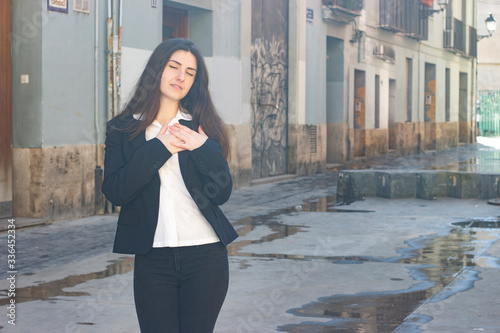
[121,2,162,108]
[11,0,152,220]
[41,2,97,146]
[12,0,44,148]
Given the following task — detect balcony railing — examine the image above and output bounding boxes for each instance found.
[405,1,428,40]
[380,0,405,32]
[379,0,428,40]
[323,0,363,13]
[322,0,364,24]
[444,18,466,54]
[469,26,477,58]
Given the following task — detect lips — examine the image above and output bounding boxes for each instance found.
[171,83,182,91]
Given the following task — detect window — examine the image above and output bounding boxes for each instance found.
[406,58,413,122]
[163,6,188,41]
[379,0,428,40]
[73,0,89,14]
[445,68,450,122]
[375,75,380,129]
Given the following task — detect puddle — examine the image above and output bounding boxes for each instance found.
[278,227,499,332]
[0,195,358,305]
[0,257,134,305]
[452,217,500,229]
[292,196,370,213]
[227,195,368,256]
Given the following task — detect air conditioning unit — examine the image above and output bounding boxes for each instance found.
[443,30,453,49]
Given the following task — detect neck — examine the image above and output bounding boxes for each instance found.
[156,97,179,124]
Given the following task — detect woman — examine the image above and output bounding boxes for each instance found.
[101,38,238,333]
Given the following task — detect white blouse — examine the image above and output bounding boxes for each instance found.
[136,111,220,247]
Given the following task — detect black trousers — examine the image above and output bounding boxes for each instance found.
[133,242,229,333]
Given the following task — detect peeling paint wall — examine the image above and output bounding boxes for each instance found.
[365,129,389,157]
[288,124,326,176]
[12,146,102,220]
[436,122,459,150]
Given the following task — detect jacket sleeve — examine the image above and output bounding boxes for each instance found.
[101,120,172,206]
[189,138,233,206]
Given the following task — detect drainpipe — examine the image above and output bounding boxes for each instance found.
[95,0,104,214]
[112,0,119,118]
[106,0,113,213]
[118,0,122,112]
[107,0,113,121]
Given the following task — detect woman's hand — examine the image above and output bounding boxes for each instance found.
[155,122,186,154]
[169,123,208,151]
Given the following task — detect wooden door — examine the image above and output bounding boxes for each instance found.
[0,0,12,218]
[251,0,289,179]
[163,6,188,41]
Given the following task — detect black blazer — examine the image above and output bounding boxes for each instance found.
[101,115,238,254]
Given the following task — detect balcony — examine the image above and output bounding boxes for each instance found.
[379,0,405,32]
[379,0,428,40]
[405,1,428,40]
[469,26,477,58]
[444,18,466,54]
[322,0,364,24]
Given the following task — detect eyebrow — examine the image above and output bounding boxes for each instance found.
[169,59,197,72]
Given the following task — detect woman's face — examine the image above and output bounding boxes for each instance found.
[160,50,197,103]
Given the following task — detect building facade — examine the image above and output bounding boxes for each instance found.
[477,0,500,137]
[1,0,478,221]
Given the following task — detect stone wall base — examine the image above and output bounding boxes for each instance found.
[12,145,104,221]
[288,124,326,176]
[226,124,252,189]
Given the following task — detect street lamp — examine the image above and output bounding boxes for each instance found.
[478,13,497,40]
[421,0,449,18]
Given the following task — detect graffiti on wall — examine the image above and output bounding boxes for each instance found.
[251,36,288,178]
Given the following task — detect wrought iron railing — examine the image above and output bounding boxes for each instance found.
[379,0,428,40]
[478,91,500,137]
[469,26,477,58]
[405,1,428,40]
[323,0,363,13]
[454,18,466,53]
[444,18,466,54]
[379,0,405,32]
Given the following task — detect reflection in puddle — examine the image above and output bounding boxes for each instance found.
[226,195,500,331]
[227,196,369,256]
[0,195,354,305]
[279,227,499,332]
[0,257,134,305]
[344,145,500,174]
[452,217,500,228]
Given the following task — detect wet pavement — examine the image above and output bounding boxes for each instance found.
[344,138,500,174]
[1,139,500,332]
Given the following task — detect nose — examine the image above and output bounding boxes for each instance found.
[176,70,185,82]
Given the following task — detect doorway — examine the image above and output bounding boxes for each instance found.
[0,0,12,218]
[353,69,366,157]
[424,63,436,150]
[326,36,344,163]
[251,0,289,179]
[163,6,188,40]
[388,79,396,150]
[459,72,468,143]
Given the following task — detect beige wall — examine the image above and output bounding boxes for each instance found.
[478,0,500,90]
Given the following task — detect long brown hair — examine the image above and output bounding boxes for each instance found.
[119,38,230,160]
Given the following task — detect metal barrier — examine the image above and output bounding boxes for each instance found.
[478,90,500,137]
